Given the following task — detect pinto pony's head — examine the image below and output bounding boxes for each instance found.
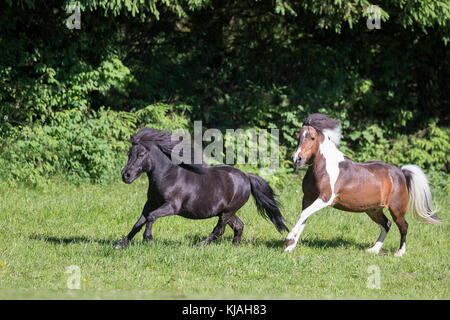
[292,113,341,168]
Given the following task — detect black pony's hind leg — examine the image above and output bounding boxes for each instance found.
[226,213,244,245]
[143,221,153,243]
[196,215,226,247]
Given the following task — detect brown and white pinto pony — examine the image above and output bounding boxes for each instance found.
[285,113,441,256]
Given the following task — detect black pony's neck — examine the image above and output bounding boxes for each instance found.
[145,143,207,187]
[145,144,176,181]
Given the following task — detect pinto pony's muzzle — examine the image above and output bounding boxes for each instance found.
[292,154,307,168]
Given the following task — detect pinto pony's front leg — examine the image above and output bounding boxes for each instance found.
[284,198,331,253]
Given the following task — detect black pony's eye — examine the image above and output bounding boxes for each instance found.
[138,153,145,158]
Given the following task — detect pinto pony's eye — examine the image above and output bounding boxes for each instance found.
[311,137,315,140]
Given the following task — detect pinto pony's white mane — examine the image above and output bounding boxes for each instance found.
[323,127,341,148]
[302,113,341,148]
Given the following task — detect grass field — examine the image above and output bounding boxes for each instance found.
[0,172,448,300]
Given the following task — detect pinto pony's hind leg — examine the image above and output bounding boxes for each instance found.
[390,208,408,257]
[365,209,391,254]
[388,190,409,257]
[386,178,410,257]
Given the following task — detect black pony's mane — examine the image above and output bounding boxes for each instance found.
[131,127,206,174]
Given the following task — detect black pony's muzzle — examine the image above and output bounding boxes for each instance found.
[122,167,140,184]
[122,171,132,183]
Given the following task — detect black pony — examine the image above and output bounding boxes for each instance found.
[115,128,288,249]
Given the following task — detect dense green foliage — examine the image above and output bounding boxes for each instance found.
[0,104,190,185]
[0,0,449,185]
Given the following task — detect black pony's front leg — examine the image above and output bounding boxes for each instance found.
[115,203,175,249]
[115,202,152,250]
[142,203,176,243]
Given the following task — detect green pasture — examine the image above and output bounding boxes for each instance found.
[0,174,448,299]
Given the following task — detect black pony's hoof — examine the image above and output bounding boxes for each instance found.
[114,240,128,250]
[143,237,153,244]
[195,240,208,248]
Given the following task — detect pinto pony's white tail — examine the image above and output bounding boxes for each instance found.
[401,165,442,225]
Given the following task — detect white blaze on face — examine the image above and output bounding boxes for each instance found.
[293,130,308,163]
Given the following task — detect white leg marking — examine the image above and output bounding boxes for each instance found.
[394,243,406,257]
[366,225,387,254]
[284,198,331,252]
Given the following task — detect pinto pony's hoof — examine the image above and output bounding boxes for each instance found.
[394,250,405,257]
[284,247,295,253]
[284,238,296,253]
[284,238,295,247]
[366,247,381,254]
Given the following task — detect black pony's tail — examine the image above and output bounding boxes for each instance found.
[247,173,289,233]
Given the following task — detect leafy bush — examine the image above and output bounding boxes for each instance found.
[0,1,448,186]
[0,104,190,186]
[344,122,449,172]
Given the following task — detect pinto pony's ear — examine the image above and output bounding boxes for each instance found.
[302,113,341,148]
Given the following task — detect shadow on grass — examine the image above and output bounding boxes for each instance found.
[29,234,117,246]
[29,233,370,252]
[29,233,205,248]
[300,237,369,250]
[245,236,369,250]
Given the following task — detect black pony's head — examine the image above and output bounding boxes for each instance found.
[121,127,205,184]
[121,142,152,184]
[121,128,173,184]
